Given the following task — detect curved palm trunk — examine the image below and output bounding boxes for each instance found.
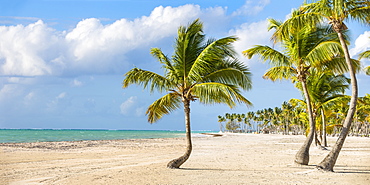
[167,99,192,169]
[317,32,358,172]
[295,80,316,165]
[321,109,327,147]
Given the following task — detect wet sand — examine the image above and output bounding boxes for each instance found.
[1,134,369,184]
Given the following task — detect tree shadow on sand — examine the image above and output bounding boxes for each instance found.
[333,165,370,174]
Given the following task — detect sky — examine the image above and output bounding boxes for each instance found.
[0,0,369,131]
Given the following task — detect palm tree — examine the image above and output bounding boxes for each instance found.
[282,0,369,171]
[245,111,255,132]
[243,16,347,165]
[281,102,293,135]
[294,71,350,146]
[289,103,307,135]
[254,110,264,133]
[236,114,244,132]
[309,71,350,146]
[218,115,226,132]
[122,19,252,169]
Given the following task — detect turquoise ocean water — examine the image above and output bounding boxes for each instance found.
[0,129,213,143]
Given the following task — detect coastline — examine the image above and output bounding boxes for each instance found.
[1,134,369,184]
[0,129,201,143]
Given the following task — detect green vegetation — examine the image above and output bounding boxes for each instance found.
[240,0,369,171]
[220,93,370,139]
[123,19,252,169]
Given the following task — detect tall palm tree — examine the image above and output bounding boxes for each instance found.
[122,19,252,169]
[243,16,347,165]
[280,0,369,171]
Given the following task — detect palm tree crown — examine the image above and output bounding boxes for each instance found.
[123,19,252,123]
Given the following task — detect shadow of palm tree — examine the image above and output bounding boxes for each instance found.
[333,165,370,174]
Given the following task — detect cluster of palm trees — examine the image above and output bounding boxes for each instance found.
[220,93,370,138]
[218,102,306,135]
[243,0,368,170]
[217,113,254,133]
[123,0,369,171]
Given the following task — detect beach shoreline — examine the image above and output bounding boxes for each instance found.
[1,134,369,184]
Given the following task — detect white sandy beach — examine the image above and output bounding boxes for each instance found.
[1,134,369,185]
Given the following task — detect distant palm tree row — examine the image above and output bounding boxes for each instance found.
[219,93,370,138]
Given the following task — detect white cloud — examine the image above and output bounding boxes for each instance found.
[350,31,370,57]
[23,91,36,105]
[232,0,271,16]
[1,4,225,77]
[47,92,67,110]
[57,92,66,99]
[349,31,370,69]
[24,91,35,101]
[0,84,18,102]
[71,79,83,87]
[0,20,61,76]
[120,96,137,115]
[229,20,272,65]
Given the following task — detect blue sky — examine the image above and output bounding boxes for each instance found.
[0,0,369,130]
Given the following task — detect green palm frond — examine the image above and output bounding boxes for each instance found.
[203,59,252,90]
[151,48,175,72]
[358,50,370,60]
[187,36,239,82]
[122,68,172,93]
[341,1,370,25]
[267,18,283,32]
[173,19,205,79]
[316,56,361,74]
[192,82,252,108]
[306,41,342,66]
[365,66,370,75]
[272,12,323,43]
[289,98,307,106]
[263,66,296,81]
[146,93,182,123]
[299,71,350,111]
[243,45,290,67]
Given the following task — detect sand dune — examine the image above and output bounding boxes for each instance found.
[1,134,369,184]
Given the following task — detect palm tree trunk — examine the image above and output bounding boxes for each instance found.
[313,114,321,147]
[317,31,358,172]
[295,81,315,165]
[314,131,322,146]
[167,99,192,169]
[321,109,327,147]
